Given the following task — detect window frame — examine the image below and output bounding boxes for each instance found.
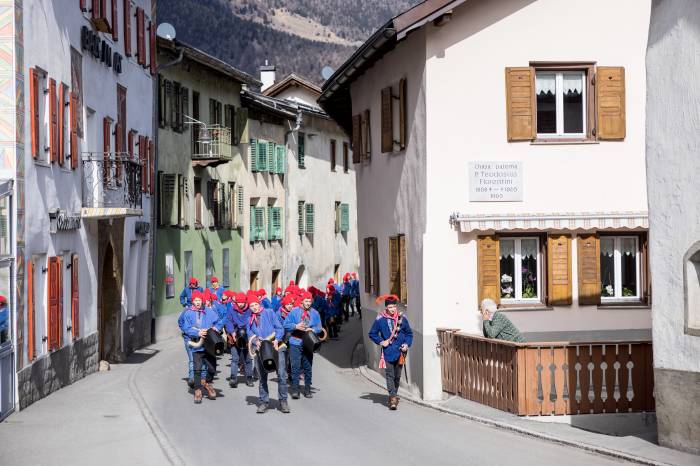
[499,236,542,304]
[164,253,175,299]
[600,235,641,303]
[530,62,596,143]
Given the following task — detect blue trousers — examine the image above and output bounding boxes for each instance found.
[230,346,253,379]
[185,342,207,380]
[257,348,288,403]
[289,344,313,390]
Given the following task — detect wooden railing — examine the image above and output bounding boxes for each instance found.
[436,329,654,416]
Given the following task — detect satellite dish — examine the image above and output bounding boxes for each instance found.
[321,66,334,81]
[156,23,176,40]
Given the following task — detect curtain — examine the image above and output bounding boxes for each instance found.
[563,73,583,95]
[500,239,515,259]
[536,73,555,95]
[601,238,615,257]
[521,239,538,259]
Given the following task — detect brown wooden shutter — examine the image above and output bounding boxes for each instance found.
[381,87,393,153]
[127,129,134,160]
[139,135,147,193]
[57,83,66,166]
[136,7,145,66]
[123,0,131,56]
[577,234,601,305]
[91,0,99,19]
[389,236,400,296]
[149,139,155,195]
[596,66,625,140]
[80,0,87,12]
[362,109,371,161]
[399,78,407,150]
[399,234,407,303]
[364,238,371,293]
[547,235,572,305]
[372,237,380,295]
[103,117,111,185]
[149,20,157,75]
[29,68,40,159]
[71,254,79,340]
[69,91,79,169]
[27,259,34,361]
[351,114,361,163]
[477,236,501,305]
[47,256,61,351]
[114,122,122,184]
[49,78,58,163]
[505,67,536,141]
[111,0,118,41]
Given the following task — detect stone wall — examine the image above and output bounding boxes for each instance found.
[122,311,152,356]
[17,332,99,410]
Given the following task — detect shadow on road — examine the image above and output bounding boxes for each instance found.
[360,392,389,406]
[122,348,160,364]
[318,317,363,369]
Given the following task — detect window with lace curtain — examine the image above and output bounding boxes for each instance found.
[600,236,639,301]
[499,237,540,302]
[536,70,586,138]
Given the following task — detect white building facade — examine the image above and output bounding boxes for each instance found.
[321,0,652,399]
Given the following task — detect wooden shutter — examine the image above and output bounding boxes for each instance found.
[123,0,131,56]
[27,259,34,361]
[136,7,145,66]
[49,78,58,163]
[127,129,134,160]
[505,67,536,141]
[69,91,79,169]
[149,139,155,195]
[477,236,501,305]
[114,122,122,183]
[47,257,61,351]
[103,117,111,185]
[547,235,572,305]
[305,203,314,234]
[330,139,336,171]
[297,201,304,235]
[80,0,87,12]
[181,87,189,132]
[57,83,66,166]
[92,0,99,19]
[364,238,371,293]
[111,0,118,41]
[298,133,305,168]
[399,78,407,150]
[161,174,176,226]
[149,20,156,75]
[577,234,601,305]
[399,234,407,303]
[389,236,400,296]
[352,114,361,163]
[71,254,79,340]
[267,141,275,172]
[596,66,626,140]
[372,237,380,295]
[340,203,350,232]
[381,87,393,153]
[258,140,267,172]
[362,109,371,160]
[139,135,147,193]
[236,185,244,224]
[343,142,349,172]
[250,138,257,171]
[29,68,40,159]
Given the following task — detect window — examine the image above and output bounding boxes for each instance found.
[29,68,49,163]
[194,177,202,228]
[222,248,230,288]
[298,132,305,168]
[335,202,349,233]
[136,7,146,66]
[600,237,639,301]
[499,237,540,302]
[536,71,586,138]
[297,200,305,235]
[123,0,132,56]
[267,205,282,241]
[250,203,266,242]
[47,256,62,351]
[208,180,221,228]
[389,235,407,303]
[159,173,177,226]
[305,203,315,234]
[364,237,379,295]
[343,142,349,173]
[178,175,187,227]
[205,248,214,289]
[165,253,175,299]
[685,244,700,335]
[184,251,193,286]
[272,269,280,293]
[330,139,336,171]
[380,78,407,153]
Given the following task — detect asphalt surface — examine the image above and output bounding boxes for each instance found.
[135,317,630,466]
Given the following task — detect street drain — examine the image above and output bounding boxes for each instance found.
[102,414,120,418]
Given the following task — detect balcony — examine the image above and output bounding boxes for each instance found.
[191,125,232,168]
[81,152,143,218]
[436,329,654,416]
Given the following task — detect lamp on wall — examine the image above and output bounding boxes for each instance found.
[185,115,211,144]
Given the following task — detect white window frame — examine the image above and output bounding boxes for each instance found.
[601,236,640,302]
[500,237,541,304]
[535,70,586,139]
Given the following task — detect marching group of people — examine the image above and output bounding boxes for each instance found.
[177,272,363,413]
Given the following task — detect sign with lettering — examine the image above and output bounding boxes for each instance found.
[49,210,81,233]
[81,26,123,74]
[469,162,523,202]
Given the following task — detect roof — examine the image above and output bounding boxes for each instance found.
[263,73,322,99]
[319,0,466,131]
[158,37,261,88]
[241,90,298,120]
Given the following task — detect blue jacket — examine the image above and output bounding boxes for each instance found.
[0,305,8,335]
[213,301,229,325]
[312,296,327,316]
[368,314,413,363]
[224,307,251,334]
[283,307,322,347]
[260,297,272,310]
[179,286,203,307]
[351,279,360,297]
[341,281,353,297]
[271,295,282,312]
[326,292,342,317]
[178,306,223,352]
[247,309,284,341]
[209,286,225,301]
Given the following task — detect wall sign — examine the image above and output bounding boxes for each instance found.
[49,209,81,233]
[80,26,123,74]
[469,161,523,202]
[135,221,150,237]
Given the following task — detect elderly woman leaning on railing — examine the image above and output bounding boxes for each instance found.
[479,299,525,343]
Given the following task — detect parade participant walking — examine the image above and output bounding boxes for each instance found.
[178,307,206,388]
[179,277,203,307]
[224,292,254,388]
[271,287,283,311]
[247,291,289,414]
[208,277,224,301]
[368,294,413,410]
[351,272,361,318]
[179,291,223,404]
[341,273,353,319]
[284,291,323,399]
[258,288,272,310]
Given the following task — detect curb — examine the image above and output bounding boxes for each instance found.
[357,364,668,466]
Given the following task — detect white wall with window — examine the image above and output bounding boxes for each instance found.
[600,236,639,301]
[535,71,586,138]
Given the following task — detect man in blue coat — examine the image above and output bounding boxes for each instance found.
[178,307,207,389]
[208,276,225,301]
[247,291,289,414]
[351,272,361,318]
[180,277,203,307]
[368,294,413,410]
[284,291,323,399]
[224,292,254,388]
[179,291,223,404]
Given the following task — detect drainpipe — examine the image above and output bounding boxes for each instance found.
[283,109,302,284]
[149,42,184,342]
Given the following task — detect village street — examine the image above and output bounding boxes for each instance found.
[0,318,634,466]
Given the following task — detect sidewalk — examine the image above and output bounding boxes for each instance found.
[0,348,170,466]
[359,364,699,466]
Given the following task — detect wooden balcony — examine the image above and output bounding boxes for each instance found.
[191,125,232,168]
[436,329,654,416]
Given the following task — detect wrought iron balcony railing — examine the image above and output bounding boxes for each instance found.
[192,124,232,165]
[81,152,143,216]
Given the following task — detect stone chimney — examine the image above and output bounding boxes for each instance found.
[260,60,276,92]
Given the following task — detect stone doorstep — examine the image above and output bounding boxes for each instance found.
[357,365,679,466]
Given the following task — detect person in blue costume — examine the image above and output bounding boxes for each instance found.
[283,291,323,399]
[341,273,354,319]
[0,296,8,344]
[271,287,283,312]
[179,291,223,404]
[180,277,203,307]
[208,276,225,301]
[224,292,254,388]
[247,291,289,414]
[351,272,361,318]
[368,294,413,410]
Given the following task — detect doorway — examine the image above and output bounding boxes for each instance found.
[249,271,259,291]
[99,243,120,362]
[271,269,280,294]
[295,265,307,289]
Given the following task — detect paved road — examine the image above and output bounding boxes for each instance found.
[135,318,629,466]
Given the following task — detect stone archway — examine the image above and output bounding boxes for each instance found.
[295,265,307,289]
[99,242,121,362]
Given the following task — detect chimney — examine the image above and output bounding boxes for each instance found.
[260,60,276,92]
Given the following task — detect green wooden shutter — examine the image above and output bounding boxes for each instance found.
[267,141,275,172]
[341,203,350,232]
[276,144,285,174]
[250,139,257,172]
[249,206,255,241]
[298,201,305,235]
[257,140,267,173]
[273,207,282,240]
[298,133,305,168]
[267,206,274,239]
[237,186,244,224]
[305,203,314,234]
[256,207,266,240]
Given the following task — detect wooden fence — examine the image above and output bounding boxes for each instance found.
[436,329,654,416]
